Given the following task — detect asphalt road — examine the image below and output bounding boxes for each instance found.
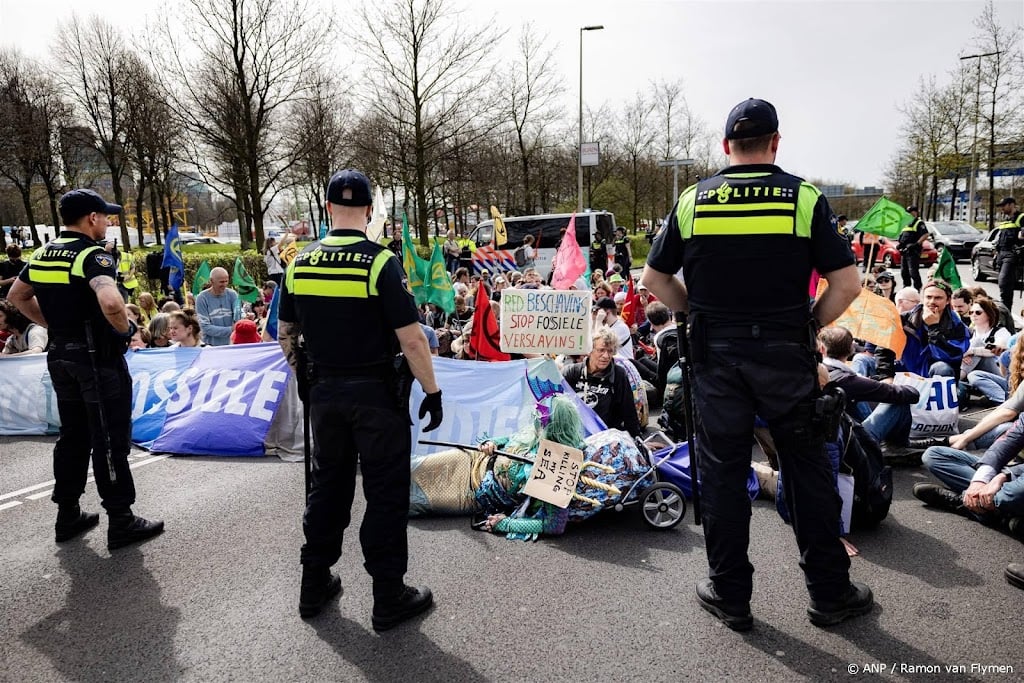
[2,262,1022,682]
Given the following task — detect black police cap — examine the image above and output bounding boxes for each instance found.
[326,169,373,207]
[999,197,1016,207]
[725,98,779,140]
[907,205,919,213]
[59,189,122,225]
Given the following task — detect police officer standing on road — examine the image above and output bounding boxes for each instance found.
[898,205,928,290]
[277,169,443,629]
[995,197,1024,313]
[641,99,869,631]
[613,226,632,274]
[8,189,164,549]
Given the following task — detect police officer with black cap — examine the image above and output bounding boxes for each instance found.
[277,169,443,629]
[897,205,928,289]
[613,226,632,274]
[995,197,1024,312]
[641,98,870,630]
[8,189,164,549]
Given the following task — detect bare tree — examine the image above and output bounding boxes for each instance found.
[502,25,562,214]
[54,15,134,246]
[615,92,656,232]
[971,0,1023,226]
[154,0,327,248]
[357,0,504,244]
[0,50,71,246]
[899,76,950,220]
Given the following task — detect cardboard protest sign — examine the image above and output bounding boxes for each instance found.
[499,289,592,355]
[521,439,584,508]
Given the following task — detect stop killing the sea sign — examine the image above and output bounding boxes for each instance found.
[499,289,593,355]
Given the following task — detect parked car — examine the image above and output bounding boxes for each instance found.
[180,236,225,245]
[925,221,983,262]
[970,228,1000,282]
[850,232,938,268]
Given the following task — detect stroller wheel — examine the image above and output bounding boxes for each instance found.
[641,483,686,530]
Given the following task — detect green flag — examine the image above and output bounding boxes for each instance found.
[191,260,212,296]
[931,245,962,289]
[232,257,260,303]
[426,241,455,313]
[401,214,429,305]
[856,197,913,239]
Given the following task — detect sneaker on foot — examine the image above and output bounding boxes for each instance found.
[55,507,100,543]
[695,579,753,632]
[298,567,342,618]
[912,483,969,516]
[372,585,434,632]
[108,514,164,550]
[807,581,874,627]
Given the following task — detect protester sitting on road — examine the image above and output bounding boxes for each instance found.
[951,288,972,320]
[419,321,439,356]
[130,327,150,351]
[948,338,1024,450]
[606,273,624,295]
[592,296,633,359]
[894,286,920,314]
[561,328,642,437]
[914,420,1024,541]
[148,312,172,348]
[453,267,470,286]
[126,303,142,325]
[899,280,970,378]
[161,300,181,313]
[873,271,896,302]
[962,297,1011,404]
[0,299,47,355]
[138,292,159,325]
[966,286,1016,334]
[449,295,474,335]
[820,327,919,445]
[167,310,204,348]
[646,302,678,402]
[262,280,277,304]
[590,270,605,287]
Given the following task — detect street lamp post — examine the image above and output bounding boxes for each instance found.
[578,24,604,213]
[657,159,696,201]
[959,50,1000,226]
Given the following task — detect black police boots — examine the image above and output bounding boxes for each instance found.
[695,579,753,632]
[54,505,100,543]
[107,511,164,550]
[371,584,434,632]
[298,565,342,618]
[807,581,874,626]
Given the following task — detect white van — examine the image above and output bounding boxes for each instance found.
[467,210,616,278]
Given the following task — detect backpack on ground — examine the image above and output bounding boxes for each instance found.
[841,414,893,530]
[513,245,528,267]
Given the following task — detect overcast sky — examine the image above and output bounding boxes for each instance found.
[1,0,1021,189]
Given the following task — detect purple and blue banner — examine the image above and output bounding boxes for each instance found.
[127,343,292,456]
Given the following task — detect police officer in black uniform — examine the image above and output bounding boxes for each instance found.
[898,205,928,290]
[590,232,607,276]
[277,169,443,629]
[995,197,1024,312]
[8,189,164,549]
[641,99,870,630]
[613,226,632,275]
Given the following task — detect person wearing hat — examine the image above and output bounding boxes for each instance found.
[641,98,868,630]
[995,197,1024,313]
[7,189,164,549]
[230,319,263,344]
[873,270,896,302]
[897,205,928,290]
[277,169,443,628]
[613,226,632,275]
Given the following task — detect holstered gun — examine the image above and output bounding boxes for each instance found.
[812,387,846,443]
[295,341,311,403]
[391,355,414,418]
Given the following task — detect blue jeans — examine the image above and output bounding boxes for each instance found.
[862,402,911,445]
[921,446,1024,517]
[929,361,957,378]
[964,421,1013,450]
[966,370,1009,403]
[852,353,876,378]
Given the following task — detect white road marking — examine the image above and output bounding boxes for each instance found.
[0,454,171,506]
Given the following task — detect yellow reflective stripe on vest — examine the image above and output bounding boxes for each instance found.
[290,250,392,298]
[28,261,71,284]
[695,202,796,213]
[692,214,797,236]
[679,179,816,239]
[72,246,102,278]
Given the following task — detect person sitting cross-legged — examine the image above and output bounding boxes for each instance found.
[914,421,1024,540]
[899,280,970,378]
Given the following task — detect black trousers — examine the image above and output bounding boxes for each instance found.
[692,338,850,604]
[48,349,136,512]
[900,248,922,289]
[301,377,411,585]
[997,252,1018,312]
